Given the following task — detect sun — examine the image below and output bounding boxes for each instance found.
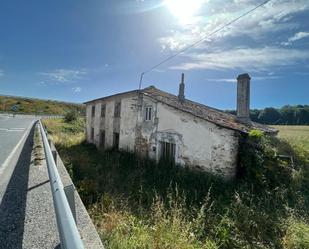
[164,0,203,22]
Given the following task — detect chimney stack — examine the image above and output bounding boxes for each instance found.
[236,73,251,122]
[178,73,185,103]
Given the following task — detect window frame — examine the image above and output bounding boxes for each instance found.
[101,104,106,118]
[114,101,121,118]
[145,106,152,121]
[91,105,95,117]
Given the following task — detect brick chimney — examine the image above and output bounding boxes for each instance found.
[236,73,251,122]
[178,73,185,103]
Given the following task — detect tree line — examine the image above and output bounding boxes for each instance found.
[226,105,309,125]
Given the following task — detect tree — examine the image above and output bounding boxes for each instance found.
[258,107,281,124]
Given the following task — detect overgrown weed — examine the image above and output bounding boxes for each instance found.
[43,119,309,248]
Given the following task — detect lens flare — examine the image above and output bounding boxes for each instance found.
[164,0,204,22]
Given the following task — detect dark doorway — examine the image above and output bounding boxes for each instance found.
[100,130,105,148]
[113,132,119,149]
[160,141,176,162]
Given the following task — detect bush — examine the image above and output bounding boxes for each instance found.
[64,110,78,123]
[283,218,309,249]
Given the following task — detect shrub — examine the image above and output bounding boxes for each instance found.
[64,110,78,123]
[283,218,309,249]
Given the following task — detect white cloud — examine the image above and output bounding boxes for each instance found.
[36,81,47,86]
[289,31,309,42]
[159,0,309,51]
[282,31,309,45]
[72,86,81,93]
[39,69,87,83]
[0,70,3,77]
[206,75,281,83]
[171,47,309,71]
[206,78,236,83]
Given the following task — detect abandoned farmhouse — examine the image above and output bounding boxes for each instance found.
[84,73,277,178]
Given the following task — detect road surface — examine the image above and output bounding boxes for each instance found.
[0,115,36,169]
[0,115,39,249]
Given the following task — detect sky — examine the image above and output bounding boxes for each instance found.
[0,0,308,109]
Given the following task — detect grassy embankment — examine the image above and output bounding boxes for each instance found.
[43,118,309,249]
[0,95,84,115]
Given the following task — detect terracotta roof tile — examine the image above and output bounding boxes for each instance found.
[142,86,278,135]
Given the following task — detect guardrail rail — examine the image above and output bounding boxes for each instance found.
[39,120,84,249]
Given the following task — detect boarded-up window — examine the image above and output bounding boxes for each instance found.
[100,130,105,148]
[91,105,95,117]
[145,106,152,121]
[114,101,121,118]
[113,132,120,149]
[91,127,94,140]
[160,141,176,162]
[101,104,106,118]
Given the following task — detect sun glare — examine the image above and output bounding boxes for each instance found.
[164,0,203,22]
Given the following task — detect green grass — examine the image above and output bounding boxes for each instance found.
[43,119,309,249]
[0,95,84,115]
[272,125,309,151]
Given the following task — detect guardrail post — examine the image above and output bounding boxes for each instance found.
[64,184,77,222]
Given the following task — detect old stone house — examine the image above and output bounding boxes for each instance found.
[84,73,277,178]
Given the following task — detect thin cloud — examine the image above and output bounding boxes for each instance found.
[0,70,4,77]
[206,75,281,83]
[282,31,309,45]
[170,47,309,71]
[72,86,82,93]
[39,69,87,83]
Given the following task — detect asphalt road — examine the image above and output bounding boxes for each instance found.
[0,115,37,169]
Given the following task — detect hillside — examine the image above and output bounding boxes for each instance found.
[0,94,85,115]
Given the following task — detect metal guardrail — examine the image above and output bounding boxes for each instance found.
[39,120,84,249]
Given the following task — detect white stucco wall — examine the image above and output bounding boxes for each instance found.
[136,98,239,178]
[118,96,138,152]
[158,103,239,177]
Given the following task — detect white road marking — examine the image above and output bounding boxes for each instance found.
[0,120,36,176]
[0,128,25,132]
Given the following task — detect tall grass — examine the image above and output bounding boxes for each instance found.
[43,119,309,249]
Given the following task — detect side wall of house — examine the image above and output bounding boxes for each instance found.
[136,97,240,178]
[85,94,137,151]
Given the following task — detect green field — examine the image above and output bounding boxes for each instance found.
[272,125,309,151]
